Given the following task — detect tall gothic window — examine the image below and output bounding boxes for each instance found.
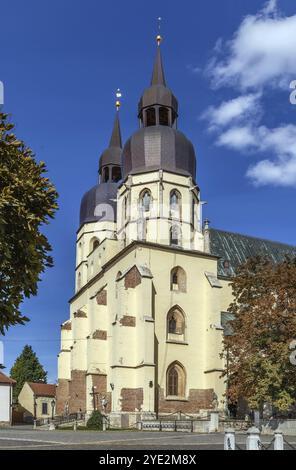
[140,189,151,212]
[167,306,185,341]
[170,225,181,247]
[170,190,181,219]
[167,362,186,397]
[146,107,156,127]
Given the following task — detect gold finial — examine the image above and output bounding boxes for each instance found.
[115,88,122,110]
[156,17,163,46]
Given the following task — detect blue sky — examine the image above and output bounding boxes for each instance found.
[1,0,296,382]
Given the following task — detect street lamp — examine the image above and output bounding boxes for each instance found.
[51,399,55,420]
[33,395,37,420]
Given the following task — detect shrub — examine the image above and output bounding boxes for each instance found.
[86,410,104,430]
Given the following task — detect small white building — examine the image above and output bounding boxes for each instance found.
[0,371,15,425]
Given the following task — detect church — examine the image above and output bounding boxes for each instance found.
[56,36,296,427]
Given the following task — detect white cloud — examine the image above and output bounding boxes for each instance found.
[216,126,256,150]
[202,93,262,129]
[216,124,296,186]
[201,1,296,187]
[208,0,296,90]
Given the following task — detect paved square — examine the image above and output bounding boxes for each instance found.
[0,428,295,450]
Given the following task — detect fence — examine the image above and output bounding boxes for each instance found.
[224,427,296,450]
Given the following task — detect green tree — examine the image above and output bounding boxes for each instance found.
[0,112,58,333]
[223,256,296,413]
[10,345,47,399]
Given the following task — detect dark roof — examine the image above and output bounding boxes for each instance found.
[210,228,296,278]
[151,46,166,86]
[28,382,56,397]
[99,111,122,171]
[79,182,118,226]
[0,371,16,385]
[122,126,196,179]
[138,46,178,116]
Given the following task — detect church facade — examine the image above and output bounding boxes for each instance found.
[56,39,296,426]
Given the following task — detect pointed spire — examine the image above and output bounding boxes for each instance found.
[109,111,122,148]
[151,46,166,87]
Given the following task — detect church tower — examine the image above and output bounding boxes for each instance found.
[117,37,204,251]
[57,36,226,425]
[76,110,122,291]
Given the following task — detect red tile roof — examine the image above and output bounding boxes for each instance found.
[0,371,16,385]
[28,382,56,397]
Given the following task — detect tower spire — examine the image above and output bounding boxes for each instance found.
[151,19,166,86]
[109,90,122,148]
[151,46,166,86]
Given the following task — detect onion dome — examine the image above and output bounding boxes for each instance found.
[79,110,122,227]
[122,126,196,177]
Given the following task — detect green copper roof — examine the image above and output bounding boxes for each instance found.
[210,228,296,278]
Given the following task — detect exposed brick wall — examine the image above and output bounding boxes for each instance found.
[92,329,107,340]
[96,289,107,305]
[158,387,214,414]
[69,370,86,413]
[124,266,141,289]
[56,379,70,415]
[61,322,71,330]
[91,374,111,413]
[74,310,87,318]
[121,388,143,412]
[120,315,136,327]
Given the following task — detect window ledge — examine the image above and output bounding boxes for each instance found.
[166,340,188,345]
[165,396,188,402]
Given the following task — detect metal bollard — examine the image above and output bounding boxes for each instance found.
[224,428,235,450]
[73,420,77,431]
[274,431,284,450]
[33,419,37,430]
[49,421,55,431]
[246,426,261,450]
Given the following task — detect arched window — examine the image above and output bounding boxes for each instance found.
[170,190,181,219]
[112,166,121,182]
[103,167,109,183]
[77,272,82,291]
[170,225,181,247]
[89,237,100,253]
[78,242,82,263]
[167,306,185,341]
[170,266,186,292]
[167,362,186,397]
[159,107,169,126]
[146,107,156,127]
[140,189,151,212]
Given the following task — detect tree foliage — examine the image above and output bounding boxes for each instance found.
[224,256,296,412]
[10,344,47,399]
[0,112,58,333]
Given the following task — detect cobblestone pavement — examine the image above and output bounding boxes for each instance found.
[0,428,295,450]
